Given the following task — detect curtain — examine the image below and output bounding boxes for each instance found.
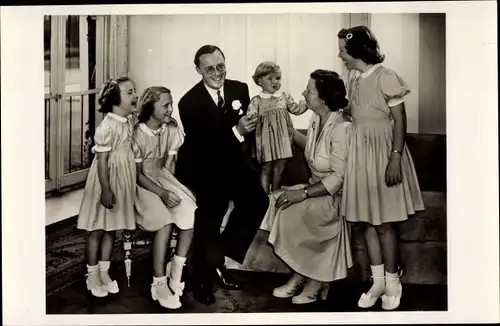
[107,15,129,79]
[129,13,352,130]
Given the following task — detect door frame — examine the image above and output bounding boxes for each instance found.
[45,15,106,193]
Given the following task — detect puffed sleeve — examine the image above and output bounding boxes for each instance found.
[166,125,185,156]
[284,92,307,115]
[92,123,113,153]
[379,68,411,107]
[132,128,144,163]
[246,96,259,117]
[320,121,350,195]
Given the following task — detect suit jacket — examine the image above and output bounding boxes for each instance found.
[175,79,254,195]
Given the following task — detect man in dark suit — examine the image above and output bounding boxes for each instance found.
[175,45,269,305]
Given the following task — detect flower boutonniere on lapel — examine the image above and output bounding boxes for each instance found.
[232,100,243,115]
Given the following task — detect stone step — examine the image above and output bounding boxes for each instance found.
[228,191,447,285]
[399,192,447,242]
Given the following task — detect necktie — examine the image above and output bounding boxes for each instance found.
[217,90,224,109]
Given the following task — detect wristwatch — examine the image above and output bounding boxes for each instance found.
[392,149,402,154]
[304,188,310,198]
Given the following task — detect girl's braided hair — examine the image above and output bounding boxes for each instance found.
[97,77,131,113]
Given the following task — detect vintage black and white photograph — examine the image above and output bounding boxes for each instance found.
[1,2,498,325]
[44,11,448,314]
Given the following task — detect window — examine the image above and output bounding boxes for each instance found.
[45,15,104,194]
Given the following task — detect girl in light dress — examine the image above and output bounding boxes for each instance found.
[337,26,425,310]
[246,61,308,194]
[132,86,197,310]
[77,77,139,298]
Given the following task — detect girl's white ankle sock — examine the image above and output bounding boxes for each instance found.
[368,264,386,297]
[170,255,186,283]
[98,260,113,284]
[385,270,401,297]
[153,275,167,283]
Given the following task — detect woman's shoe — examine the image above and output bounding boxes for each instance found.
[273,273,306,298]
[357,276,385,308]
[151,276,181,309]
[381,269,403,311]
[292,279,330,304]
[85,265,108,298]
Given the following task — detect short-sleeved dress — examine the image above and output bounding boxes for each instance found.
[263,111,353,282]
[77,113,137,231]
[133,122,197,232]
[341,64,425,225]
[247,91,307,163]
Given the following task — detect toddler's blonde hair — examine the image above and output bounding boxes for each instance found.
[252,61,281,86]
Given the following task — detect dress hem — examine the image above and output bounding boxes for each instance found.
[268,242,352,283]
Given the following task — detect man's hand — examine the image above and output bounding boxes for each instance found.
[236,114,258,136]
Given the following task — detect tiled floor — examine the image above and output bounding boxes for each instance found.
[46,254,447,314]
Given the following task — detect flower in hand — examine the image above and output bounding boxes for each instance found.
[385,154,402,186]
[275,188,307,210]
[160,190,182,208]
[100,189,116,209]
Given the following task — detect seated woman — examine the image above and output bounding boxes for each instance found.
[263,69,353,304]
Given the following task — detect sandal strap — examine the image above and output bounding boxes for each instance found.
[386,269,404,279]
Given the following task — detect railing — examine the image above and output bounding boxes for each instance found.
[45,89,99,186]
[63,89,99,174]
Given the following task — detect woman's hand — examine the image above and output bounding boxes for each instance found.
[100,189,116,209]
[160,190,182,208]
[385,154,402,187]
[275,188,307,210]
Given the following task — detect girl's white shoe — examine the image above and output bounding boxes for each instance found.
[85,264,108,297]
[357,276,385,308]
[102,280,119,294]
[273,273,306,298]
[292,279,330,304]
[358,264,386,308]
[99,261,119,294]
[165,260,185,308]
[151,276,181,310]
[381,269,403,310]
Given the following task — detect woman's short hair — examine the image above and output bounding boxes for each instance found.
[137,86,171,123]
[337,25,385,64]
[310,69,349,111]
[252,61,281,85]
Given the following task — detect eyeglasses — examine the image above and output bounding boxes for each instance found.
[204,63,226,76]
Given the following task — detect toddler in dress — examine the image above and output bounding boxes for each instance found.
[133,86,197,309]
[247,62,308,194]
[77,77,139,297]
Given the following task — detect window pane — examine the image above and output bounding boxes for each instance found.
[62,16,96,174]
[44,16,51,180]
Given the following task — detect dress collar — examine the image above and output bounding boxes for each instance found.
[360,63,382,78]
[139,122,167,136]
[107,112,128,123]
[258,91,283,99]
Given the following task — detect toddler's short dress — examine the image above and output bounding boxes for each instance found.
[247,91,307,163]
